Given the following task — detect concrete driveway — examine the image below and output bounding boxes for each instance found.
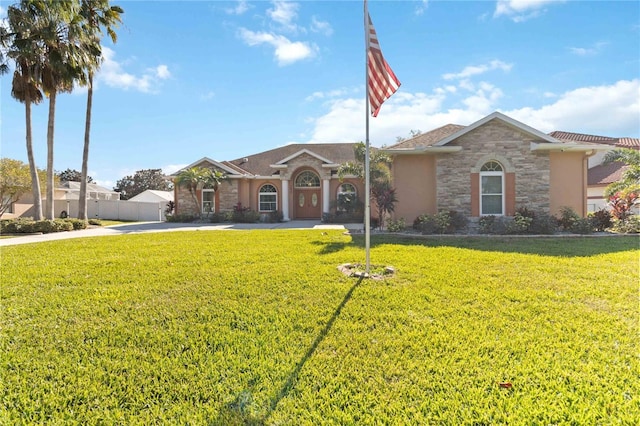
[0,221,360,247]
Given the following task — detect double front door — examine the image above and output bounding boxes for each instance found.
[295,188,321,219]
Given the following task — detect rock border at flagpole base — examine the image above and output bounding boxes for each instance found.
[337,263,396,281]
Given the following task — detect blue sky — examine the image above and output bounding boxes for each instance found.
[1,0,639,188]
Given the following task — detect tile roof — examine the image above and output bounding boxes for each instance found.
[225,143,359,176]
[387,124,465,149]
[549,131,640,148]
[588,162,628,185]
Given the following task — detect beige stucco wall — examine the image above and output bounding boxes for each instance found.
[549,152,587,217]
[392,155,437,220]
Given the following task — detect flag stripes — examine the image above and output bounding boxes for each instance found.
[367,13,400,117]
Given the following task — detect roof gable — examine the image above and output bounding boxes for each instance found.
[174,157,242,176]
[434,111,560,146]
[274,148,337,166]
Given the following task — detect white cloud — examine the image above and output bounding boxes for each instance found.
[305,87,358,102]
[310,16,333,36]
[569,41,608,56]
[303,79,639,146]
[267,1,300,32]
[225,0,250,15]
[237,28,317,66]
[504,79,640,135]
[443,60,513,80]
[155,65,171,79]
[415,0,429,16]
[98,47,170,93]
[494,0,565,22]
[200,91,215,101]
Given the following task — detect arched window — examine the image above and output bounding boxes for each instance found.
[259,184,277,212]
[480,161,504,215]
[337,183,357,212]
[294,171,320,188]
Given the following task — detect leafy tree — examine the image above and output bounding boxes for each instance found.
[602,148,640,198]
[174,167,226,217]
[114,169,173,200]
[338,142,397,226]
[0,158,46,217]
[56,168,94,183]
[5,1,46,220]
[77,0,123,221]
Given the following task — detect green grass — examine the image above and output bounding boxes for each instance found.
[1,231,638,424]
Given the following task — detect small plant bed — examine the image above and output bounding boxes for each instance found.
[337,263,395,280]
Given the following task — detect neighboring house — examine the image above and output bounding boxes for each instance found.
[549,131,640,212]
[128,190,174,203]
[173,112,612,222]
[5,181,120,219]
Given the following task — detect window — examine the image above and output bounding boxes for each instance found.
[295,171,320,188]
[337,183,357,212]
[480,161,504,215]
[259,184,277,212]
[202,190,215,213]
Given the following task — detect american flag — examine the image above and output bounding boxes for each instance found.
[366,11,400,117]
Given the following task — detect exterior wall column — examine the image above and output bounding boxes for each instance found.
[281,179,290,221]
[322,178,330,215]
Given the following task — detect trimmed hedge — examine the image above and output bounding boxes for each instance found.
[0,218,87,234]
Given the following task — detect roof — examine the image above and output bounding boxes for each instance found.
[588,162,628,186]
[386,111,561,152]
[128,190,174,202]
[59,181,118,194]
[389,124,465,149]
[549,131,640,148]
[225,143,359,177]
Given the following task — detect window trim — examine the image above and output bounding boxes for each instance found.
[202,189,215,214]
[294,170,320,188]
[479,161,505,216]
[258,184,278,212]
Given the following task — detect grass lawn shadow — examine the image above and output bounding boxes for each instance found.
[218,275,364,424]
[350,234,639,257]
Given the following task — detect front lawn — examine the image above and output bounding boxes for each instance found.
[1,231,637,424]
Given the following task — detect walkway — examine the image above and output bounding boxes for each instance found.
[0,221,360,247]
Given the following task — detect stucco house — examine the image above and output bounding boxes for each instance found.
[548,130,640,212]
[173,112,612,222]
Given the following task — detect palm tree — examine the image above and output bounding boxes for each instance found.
[5,2,46,220]
[77,0,123,221]
[338,142,395,227]
[602,148,640,198]
[37,0,84,219]
[175,167,226,218]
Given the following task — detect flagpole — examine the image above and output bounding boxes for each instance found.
[364,0,371,274]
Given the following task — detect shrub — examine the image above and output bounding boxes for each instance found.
[1,218,35,234]
[588,209,612,232]
[232,203,260,223]
[208,212,227,223]
[88,219,102,226]
[529,214,558,235]
[570,218,593,234]
[505,213,533,234]
[64,219,88,230]
[415,211,467,234]
[33,220,73,233]
[166,213,197,223]
[608,192,638,221]
[478,215,507,235]
[610,215,640,234]
[558,206,580,231]
[386,218,406,233]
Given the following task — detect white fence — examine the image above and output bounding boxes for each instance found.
[54,199,168,221]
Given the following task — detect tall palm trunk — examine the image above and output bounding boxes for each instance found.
[25,91,43,220]
[78,73,93,220]
[45,89,57,219]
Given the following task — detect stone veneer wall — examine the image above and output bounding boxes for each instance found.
[279,153,333,181]
[436,120,551,216]
[175,169,241,216]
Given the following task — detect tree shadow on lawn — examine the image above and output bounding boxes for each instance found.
[349,234,639,257]
[310,239,350,255]
[215,276,365,425]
